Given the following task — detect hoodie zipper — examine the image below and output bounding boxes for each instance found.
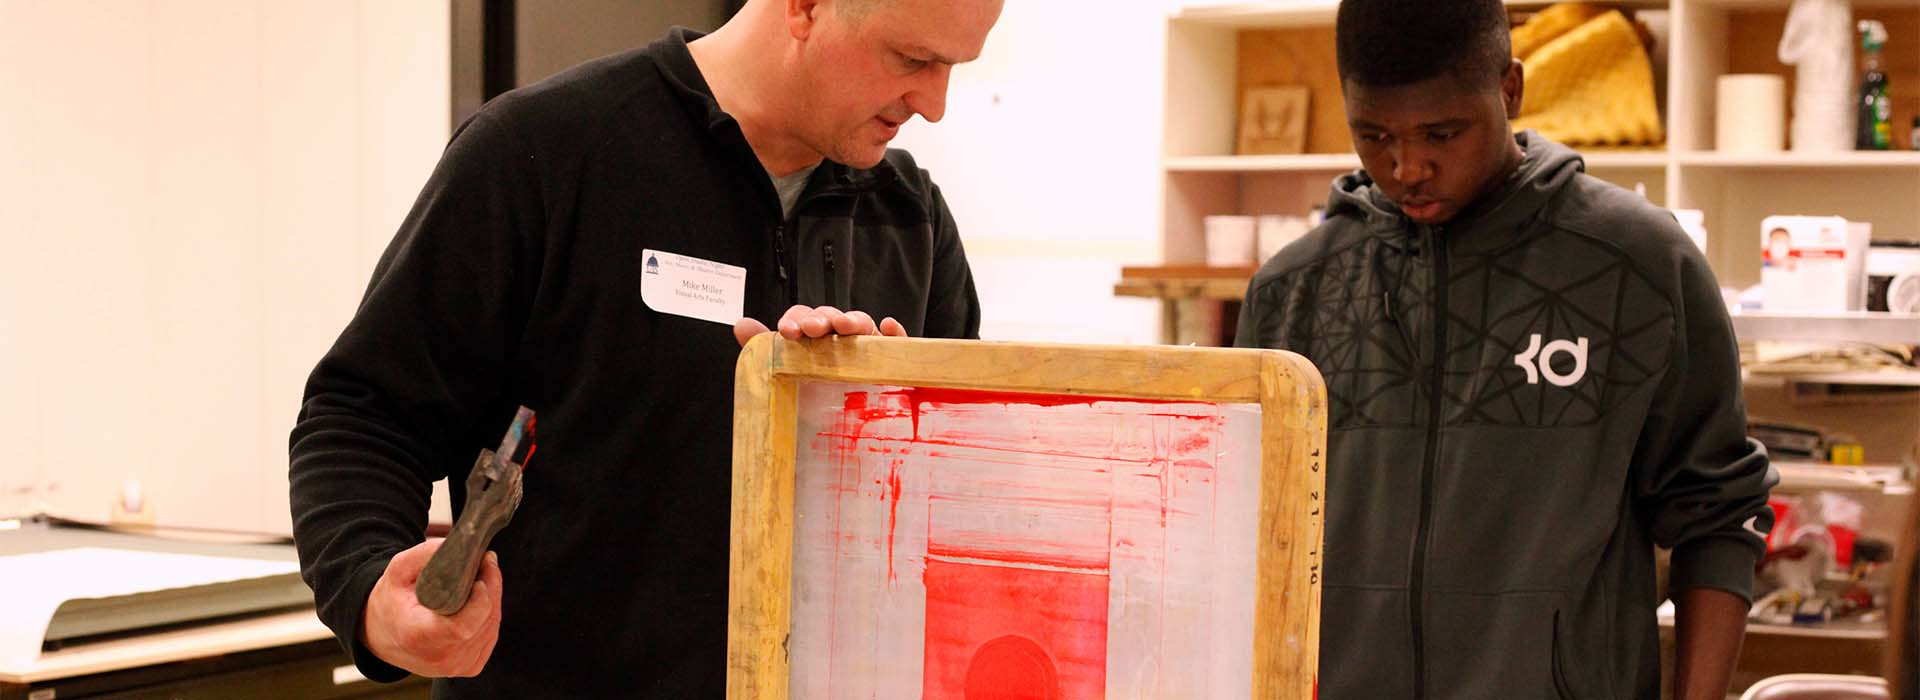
[1408,224,1446,700]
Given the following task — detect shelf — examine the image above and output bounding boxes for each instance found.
[1580,151,1672,169]
[1114,266,1253,302]
[1169,149,1906,174]
[1171,1,1340,29]
[1678,151,1920,170]
[1730,311,1920,345]
[1774,461,1908,494]
[1164,150,1667,173]
[1692,0,1915,8]
[1118,265,1256,279]
[1745,370,1920,387]
[1659,603,1887,640]
[1744,620,1887,641]
[1172,0,1670,29]
[1164,154,1357,173]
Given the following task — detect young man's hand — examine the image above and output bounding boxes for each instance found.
[359,539,504,678]
[733,305,908,346]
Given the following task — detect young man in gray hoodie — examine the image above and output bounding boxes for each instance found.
[1235,1,1777,698]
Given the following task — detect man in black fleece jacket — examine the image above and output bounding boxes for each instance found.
[288,0,1002,696]
[1236,1,1775,698]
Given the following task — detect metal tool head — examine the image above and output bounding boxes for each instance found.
[484,406,536,479]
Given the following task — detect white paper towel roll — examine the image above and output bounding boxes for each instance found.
[1717,74,1786,153]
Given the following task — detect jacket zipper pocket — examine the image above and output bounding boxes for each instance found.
[1551,611,1577,700]
[824,240,841,309]
[1378,241,1421,364]
[772,223,794,307]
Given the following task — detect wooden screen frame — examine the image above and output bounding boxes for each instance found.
[727,335,1326,699]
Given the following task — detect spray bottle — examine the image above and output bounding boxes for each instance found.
[1857,19,1892,150]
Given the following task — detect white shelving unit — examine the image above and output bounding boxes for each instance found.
[1158,0,1920,291]
[1152,8,1918,677]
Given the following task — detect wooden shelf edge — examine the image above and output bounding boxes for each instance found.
[1678,151,1920,169]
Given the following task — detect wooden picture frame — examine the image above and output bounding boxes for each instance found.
[1236,85,1311,156]
[727,335,1326,699]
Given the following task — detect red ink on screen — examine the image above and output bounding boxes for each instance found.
[816,386,1235,698]
[964,635,1059,700]
[923,559,1103,699]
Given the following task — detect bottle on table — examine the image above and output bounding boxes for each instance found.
[1856,19,1892,150]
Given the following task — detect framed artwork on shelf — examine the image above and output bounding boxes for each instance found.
[1237,85,1310,156]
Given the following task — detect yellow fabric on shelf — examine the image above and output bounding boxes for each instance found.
[1510,2,1609,60]
[1512,9,1665,147]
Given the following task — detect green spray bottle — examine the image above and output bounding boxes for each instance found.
[1857,19,1892,150]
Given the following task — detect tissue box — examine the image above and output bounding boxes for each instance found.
[1761,215,1869,312]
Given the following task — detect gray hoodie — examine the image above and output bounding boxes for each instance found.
[1237,132,1776,699]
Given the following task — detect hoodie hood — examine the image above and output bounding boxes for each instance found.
[1325,130,1587,255]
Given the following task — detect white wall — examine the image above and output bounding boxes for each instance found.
[890,0,1181,345]
[0,0,1182,531]
[0,0,450,533]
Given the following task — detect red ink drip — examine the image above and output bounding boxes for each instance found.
[842,391,870,411]
[886,460,902,585]
[520,443,536,470]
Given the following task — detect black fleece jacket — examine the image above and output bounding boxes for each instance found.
[289,27,980,698]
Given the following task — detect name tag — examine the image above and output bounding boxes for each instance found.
[639,249,746,325]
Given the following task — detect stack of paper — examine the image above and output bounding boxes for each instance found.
[0,547,306,665]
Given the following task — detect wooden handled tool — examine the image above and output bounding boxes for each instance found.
[416,406,534,615]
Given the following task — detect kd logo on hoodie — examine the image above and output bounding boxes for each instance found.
[1514,334,1589,387]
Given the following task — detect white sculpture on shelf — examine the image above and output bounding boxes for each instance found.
[1778,0,1856,151]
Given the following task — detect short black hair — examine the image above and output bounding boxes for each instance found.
[1336,0,1512,88]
